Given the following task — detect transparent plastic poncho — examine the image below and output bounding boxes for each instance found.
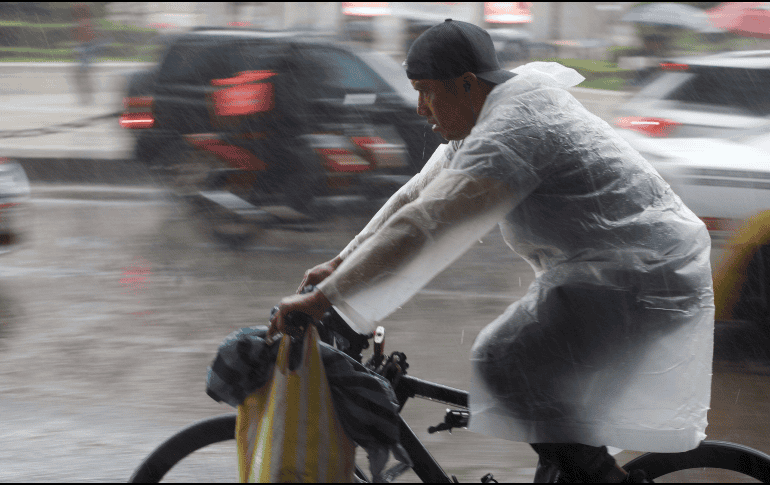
[317,62,714,453]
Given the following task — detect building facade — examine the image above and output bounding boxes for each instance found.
[105,2,637,60]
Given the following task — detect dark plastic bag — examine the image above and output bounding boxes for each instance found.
[206,325,411,481]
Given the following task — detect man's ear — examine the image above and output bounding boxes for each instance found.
[461,72,478,93]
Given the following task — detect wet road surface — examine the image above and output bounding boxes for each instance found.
[1,188,770,482]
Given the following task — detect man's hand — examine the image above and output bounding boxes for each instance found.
[297,256,343,294]
[268,288,332,338]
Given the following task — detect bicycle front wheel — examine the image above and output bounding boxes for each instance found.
[129,414,236,483]
[623,440,770,482]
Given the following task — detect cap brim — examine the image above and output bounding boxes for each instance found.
[476,69,517,85]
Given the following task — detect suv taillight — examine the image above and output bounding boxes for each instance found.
[615,117,681,137]
[660,62,689,71]
[120,96,155,129]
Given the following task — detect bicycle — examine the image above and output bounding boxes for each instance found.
[129,305,770,483]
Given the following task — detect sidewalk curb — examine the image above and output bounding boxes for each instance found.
[30,182,165,201]
[15,157,156,186]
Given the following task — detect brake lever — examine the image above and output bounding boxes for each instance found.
[428,409,470,434]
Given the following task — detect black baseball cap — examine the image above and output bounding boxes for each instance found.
[404,19,516,85]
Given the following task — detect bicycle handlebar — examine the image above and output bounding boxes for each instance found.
[271,285,372,362]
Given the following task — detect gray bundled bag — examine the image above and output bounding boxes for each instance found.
[206,325,411,481]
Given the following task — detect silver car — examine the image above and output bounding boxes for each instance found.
[0,159,30,253]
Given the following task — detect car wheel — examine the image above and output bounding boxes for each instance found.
[192,199,262,249]
[155,146,225,198]
[158,147,262,248]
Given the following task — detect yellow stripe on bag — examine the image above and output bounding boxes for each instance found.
[256,337,290,483]
[281,334,309,482]
[306,330,326,480]
[294,332,312,478]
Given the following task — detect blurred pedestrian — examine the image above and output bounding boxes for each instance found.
[72,3,96,105]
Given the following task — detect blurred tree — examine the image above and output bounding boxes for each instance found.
[0,2,110,23]
[630,2,722,9]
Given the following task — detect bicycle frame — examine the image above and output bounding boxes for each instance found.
[390,375,470,483]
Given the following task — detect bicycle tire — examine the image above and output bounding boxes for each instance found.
[129,414,236,483]
[622,440,770,482]
[129,413,370,483]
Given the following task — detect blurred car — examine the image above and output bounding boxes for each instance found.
[614,50,770,245]
[0,158,31,253]
[120,26,443,210]
[619,128,770,242]
[614,50,770,140]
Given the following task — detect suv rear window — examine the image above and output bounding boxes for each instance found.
[665,67,770,115]
[158,39,236,85]
[233,41,289,73]
[298,46,393,95]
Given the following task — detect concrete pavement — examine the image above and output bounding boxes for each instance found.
[0,63,156,185]
[0,64,138,161]
[29,183,165,201]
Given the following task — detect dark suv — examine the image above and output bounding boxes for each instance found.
[121,27,443,213]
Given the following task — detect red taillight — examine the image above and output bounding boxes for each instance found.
[660,62,689,71]
[615,117,681,137]
[120,96,155,129]
[351,136,387,151]
[316,148,371,173]
[119,112,155,129]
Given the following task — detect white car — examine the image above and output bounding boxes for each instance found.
[615,50,770,140]
[618,128,770,243]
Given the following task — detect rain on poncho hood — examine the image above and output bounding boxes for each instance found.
[317,62,714,453]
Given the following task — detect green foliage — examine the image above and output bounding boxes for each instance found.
[0,20,73,28]
[578,77,628,91]
[95,18,157,34]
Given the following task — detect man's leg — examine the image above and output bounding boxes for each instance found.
[530,443,628,483]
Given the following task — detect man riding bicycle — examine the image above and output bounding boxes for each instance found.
[269,20,714,483]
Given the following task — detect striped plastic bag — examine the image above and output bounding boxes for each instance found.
[236,325,356,483]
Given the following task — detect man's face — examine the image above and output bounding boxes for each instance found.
[411,78,475,141]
